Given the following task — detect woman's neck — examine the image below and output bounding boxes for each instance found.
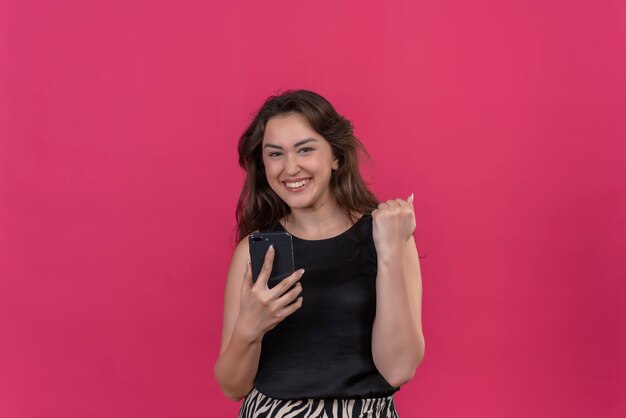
[282,200,358,240]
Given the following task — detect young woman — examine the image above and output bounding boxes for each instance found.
[214,90,425,418]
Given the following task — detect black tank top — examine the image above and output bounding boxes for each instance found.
[254,214,398,400]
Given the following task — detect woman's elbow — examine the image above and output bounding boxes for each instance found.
[222,390,246,402]
[386,346,426,388]
[215,380,249,402]
[213,362,249,402]
[386,369,416,388]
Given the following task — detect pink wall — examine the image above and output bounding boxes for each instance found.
[1,0,625,417]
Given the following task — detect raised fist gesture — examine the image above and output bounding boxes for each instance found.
[372,194,416,258]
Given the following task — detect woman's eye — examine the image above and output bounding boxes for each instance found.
[268,152,282,157]
[298,147,314,153]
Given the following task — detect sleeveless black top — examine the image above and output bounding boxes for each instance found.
[254,214,398,400]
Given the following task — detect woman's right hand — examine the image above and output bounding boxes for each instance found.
[234,245,304,343]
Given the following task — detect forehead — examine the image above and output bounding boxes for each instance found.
[262,113,320,145]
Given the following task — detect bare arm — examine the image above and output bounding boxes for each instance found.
[213,239,258,401]
[371,197,425,387]
[213,240,305,401]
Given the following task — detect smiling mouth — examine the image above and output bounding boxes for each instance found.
[283,178,311,191]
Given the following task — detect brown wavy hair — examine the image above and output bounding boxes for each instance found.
[236,90,379,241]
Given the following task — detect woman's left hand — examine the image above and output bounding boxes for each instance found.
[372,194,416,258]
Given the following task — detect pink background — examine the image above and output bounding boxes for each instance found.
[1,0,625,417]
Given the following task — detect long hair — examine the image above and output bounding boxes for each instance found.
[236,90,379,241]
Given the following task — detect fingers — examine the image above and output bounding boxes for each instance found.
[279,295,304,318]
[375,194,414,212]
[256,245,275,288]
[274,281,303,308]
[270,268,305,297]
[375,199,403,212]
[264,271,304,324]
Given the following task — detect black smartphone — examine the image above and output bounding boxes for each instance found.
[248,231,295,288]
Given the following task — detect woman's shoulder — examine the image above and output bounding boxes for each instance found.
[232,234,251,260]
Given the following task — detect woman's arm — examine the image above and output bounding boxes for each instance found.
[213,238,260,401]
[213,239,305,401]
[371,196,426,388]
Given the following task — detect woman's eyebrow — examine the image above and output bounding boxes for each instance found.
[263,137,319,149]
[294,138,318,147]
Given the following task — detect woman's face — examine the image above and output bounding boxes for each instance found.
[261,112,339,211]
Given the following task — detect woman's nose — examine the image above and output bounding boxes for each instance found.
[285,154,300,175]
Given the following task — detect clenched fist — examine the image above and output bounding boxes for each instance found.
[372,194,416,258]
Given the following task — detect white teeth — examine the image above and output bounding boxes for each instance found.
[285,179,310,188]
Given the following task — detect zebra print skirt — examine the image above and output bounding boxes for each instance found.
[238,388,400,418]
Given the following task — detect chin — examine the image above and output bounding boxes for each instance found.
[284,200,312,210]
[284,195,320,209]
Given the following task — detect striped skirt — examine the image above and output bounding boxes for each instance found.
[238,388,400,418]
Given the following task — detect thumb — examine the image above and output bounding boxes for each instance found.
[407,193,415,208]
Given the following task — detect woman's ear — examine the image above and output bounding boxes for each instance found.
[332,157,339,171]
